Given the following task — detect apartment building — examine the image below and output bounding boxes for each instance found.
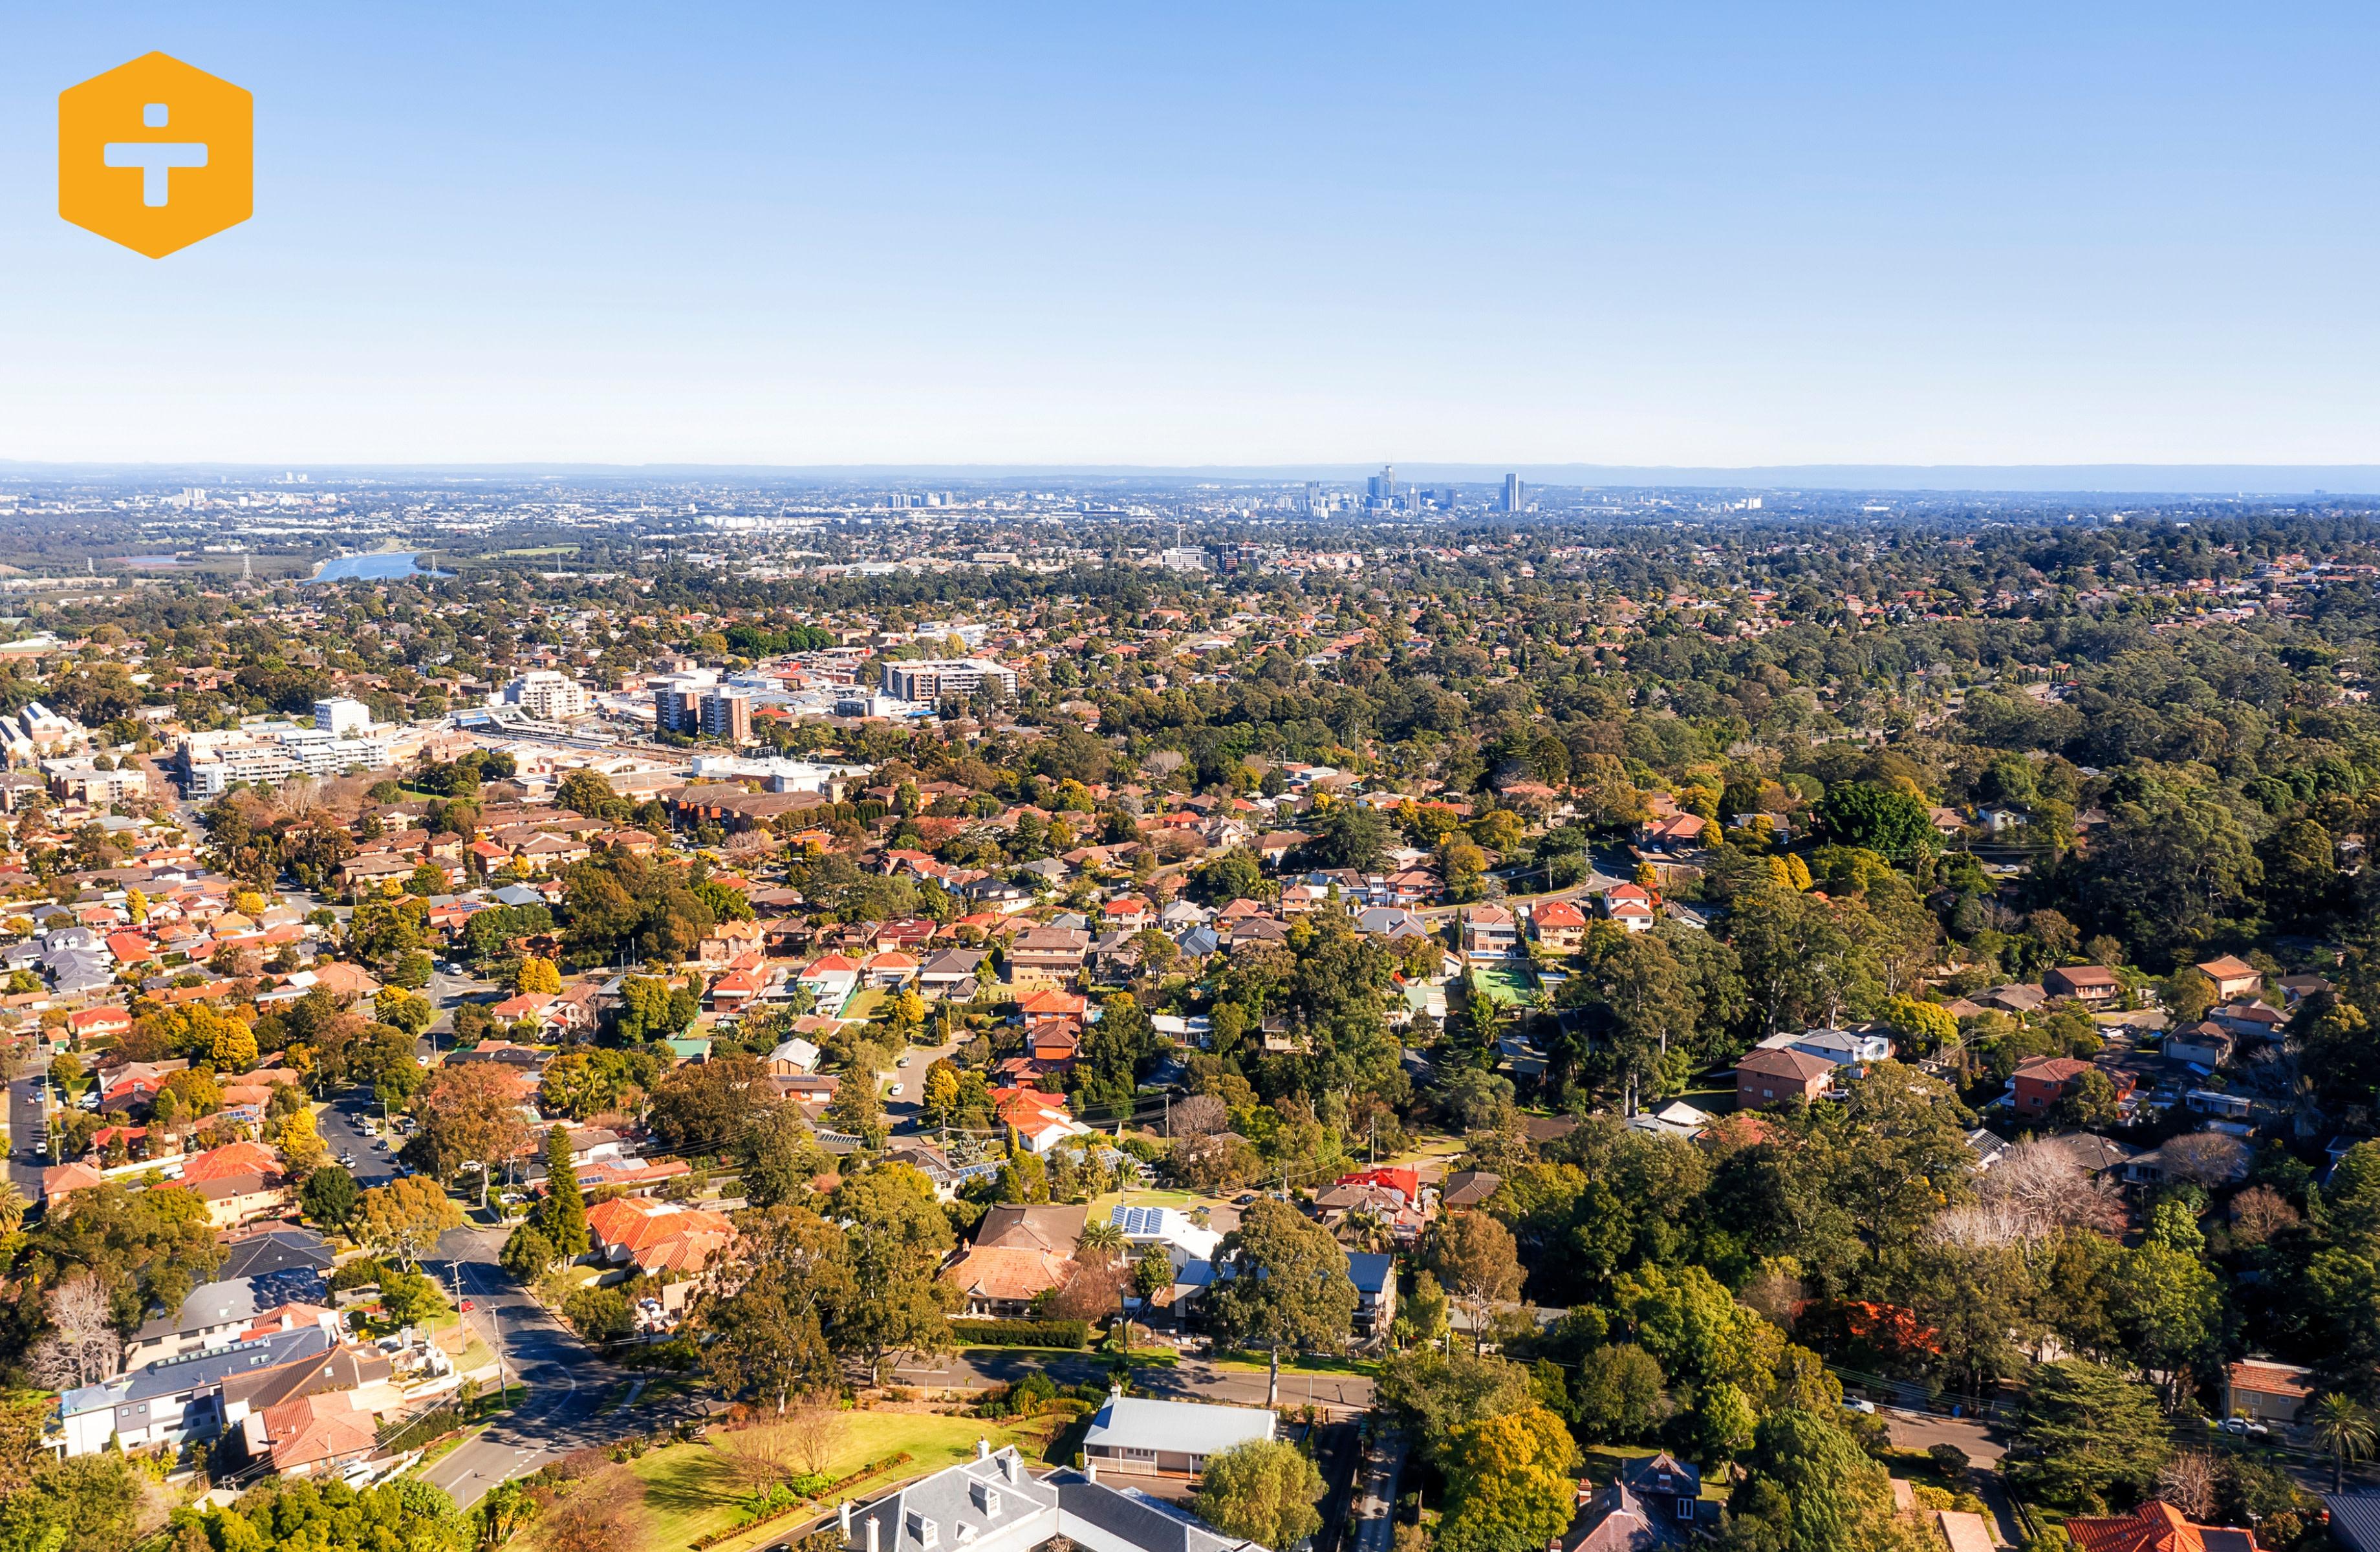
[880,658,1019,703]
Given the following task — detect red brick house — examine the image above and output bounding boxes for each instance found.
[2011,1055,2135,1118]
[1735,1048,1833,1109]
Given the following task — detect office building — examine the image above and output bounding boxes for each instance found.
[880,658,1020,704]
[1366,464,1396,504]
[1501,473,1523,512]
[503,670,592,721]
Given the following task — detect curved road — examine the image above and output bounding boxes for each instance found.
[418,1224,624,1509]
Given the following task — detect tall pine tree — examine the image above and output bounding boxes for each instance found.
[541,1124,590,1258]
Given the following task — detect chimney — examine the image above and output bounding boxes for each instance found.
[1085,1460,1097,1483]
[841,1503,854,1537]
[977,1438,990,1461]
[1002,1450,1021,1485]
[867,1518,880,1552]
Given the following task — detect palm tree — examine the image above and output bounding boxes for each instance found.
[2312,1392,2377,1493]
[1077,1220,1127,1264]
[0,1180,23,1237]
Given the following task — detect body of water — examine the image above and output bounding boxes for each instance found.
[310,552,449,583]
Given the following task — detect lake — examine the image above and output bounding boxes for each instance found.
[309,552,451,583]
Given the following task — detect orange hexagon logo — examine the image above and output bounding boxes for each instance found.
[59,52,252,259]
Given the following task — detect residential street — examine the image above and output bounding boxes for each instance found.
[416,1224,624,1509]
[890,1348,1377,1414]
[5,1072,47,1201]
[317,1085,399,1185]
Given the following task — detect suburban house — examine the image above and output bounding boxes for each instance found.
[125,1277,329,1370]
[2224,1360,2314,1425]
[838,1444,1262,1552]
[992,1086,1093,1154]
[2196,955,2263,1000]
[2059,1502,2260,1552]
[1601,884,1656,932]
[1530,899,1588,951]
[1782,1027,1893,1068]
[1008,925,1091,986]
[1617,1452,1702,1529]
[1460,904,1518,959]
[944,1204,1088,1319]
[918,949,988,997]
[2209,1000,2286,1040]
[584,1198,737,1287]
[1638,813,1707,852]
[2164,1021,2236,1070]
[1734,1048,1833,1109]
[2044,965,2121,1004]
[2011,1056,2136,1119]
[798,953,861,1013]
[55,1321,371,1458]
[1348,1251,1396,1338]
[1081,1396,1275,1481]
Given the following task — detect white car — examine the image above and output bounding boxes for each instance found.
[896,1055,913,1068]
[889,1083,905,1097]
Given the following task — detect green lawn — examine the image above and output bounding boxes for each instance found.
[630,1413,1030,1552]
[1467,965,1539,1007]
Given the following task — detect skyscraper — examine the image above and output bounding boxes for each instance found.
[1502,473,1523,513]
[1366,464,1396,504]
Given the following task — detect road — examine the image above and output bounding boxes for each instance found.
[416,1224,623,1509]
[6,1072,48,1202]
[318,1086,400,1185]
[891,1348,1377,1414]
[880,1031,963,1132]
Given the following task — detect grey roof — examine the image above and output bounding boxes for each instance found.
[1048,1472,1257,1552]
[1083,1396,1274,1456]
[492,883,545,906]
[1347,1251,1392,1295]
[136,1276,265,1342]
[1175,926,1221,958]
[2328,1496,2380,1552]
[847,1447,1058,1552]
[63,1324,330,1416]
[216,1228,333,1284]
[920,949,987,976]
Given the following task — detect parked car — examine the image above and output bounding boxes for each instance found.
[2219,1417,2270,1437]
[889,1083,905,1097]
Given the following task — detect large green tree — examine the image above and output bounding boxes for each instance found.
[1193,1439,1325,1552]
[1207,1199,1359,1406]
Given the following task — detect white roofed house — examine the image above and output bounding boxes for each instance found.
[1081,1394,1275,1481]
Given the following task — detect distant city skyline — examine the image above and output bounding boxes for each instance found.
[5,5,2377,467]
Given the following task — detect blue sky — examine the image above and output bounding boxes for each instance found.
[2,4,2376,468]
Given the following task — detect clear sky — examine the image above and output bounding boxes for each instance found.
[3,3,2377,469]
